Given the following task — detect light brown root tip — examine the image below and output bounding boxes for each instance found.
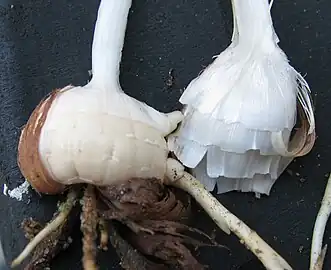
[98,218,109,251]
[11,189,77,268]
[81,185,98,270]
[124,219,155,235]
[312,245,328,270]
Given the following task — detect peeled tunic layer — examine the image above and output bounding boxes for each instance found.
[167,104,292,180]
[167,37,299,169]
[192,155,292,195]
[167,104,294,194]
[167,13,307,195]
[169,136,282,179]
[179,47,298,132]
[170,107,292,157]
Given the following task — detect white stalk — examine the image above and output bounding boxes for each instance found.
[90,0,131,90]
[310,173,331,270]
[232,0,275,53]
[166,158,293,270]
[168,0,315,196]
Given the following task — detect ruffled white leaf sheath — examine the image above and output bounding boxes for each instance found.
[168,0,315,195]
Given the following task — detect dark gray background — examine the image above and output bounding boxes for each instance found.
[0,0,330,269]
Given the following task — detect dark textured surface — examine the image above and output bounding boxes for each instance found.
[0,0,330,269]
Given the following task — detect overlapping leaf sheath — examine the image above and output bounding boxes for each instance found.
[168,0,315,195]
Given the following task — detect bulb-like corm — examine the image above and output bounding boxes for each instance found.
[17,0,183,195]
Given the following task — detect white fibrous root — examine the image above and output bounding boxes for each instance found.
[11,189,78,268]
[17,0,183,194]
[167,0,316,196]
[165,158,293,270]
[310,173,331,270]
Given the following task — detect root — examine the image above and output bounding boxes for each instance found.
[101,209,154,235]
[21,215,76,270]
[0,239,6,270]
[108,222,168,270]
[126,220,222,269]
[81,185,98,270]
[135,220,220,247]
[166,158,293,270]
[97,177,190,222]
[121,219,154,235]
[97,177,216,270]
[312,245,327,270]
[11,189,77,268]
[310,173,331,270]
[128,232,205,270]
[98,218,109,251]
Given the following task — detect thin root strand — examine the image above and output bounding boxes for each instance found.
[310,173,331,270]
[98,218,109,251]
[81,185,98,270]
[11,189,77,268]
[312,245,327,270]
[166,158,293,270]
[108,222,168,270]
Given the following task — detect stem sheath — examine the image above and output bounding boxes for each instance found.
[232,0,276,52]
[90,0,132,90]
